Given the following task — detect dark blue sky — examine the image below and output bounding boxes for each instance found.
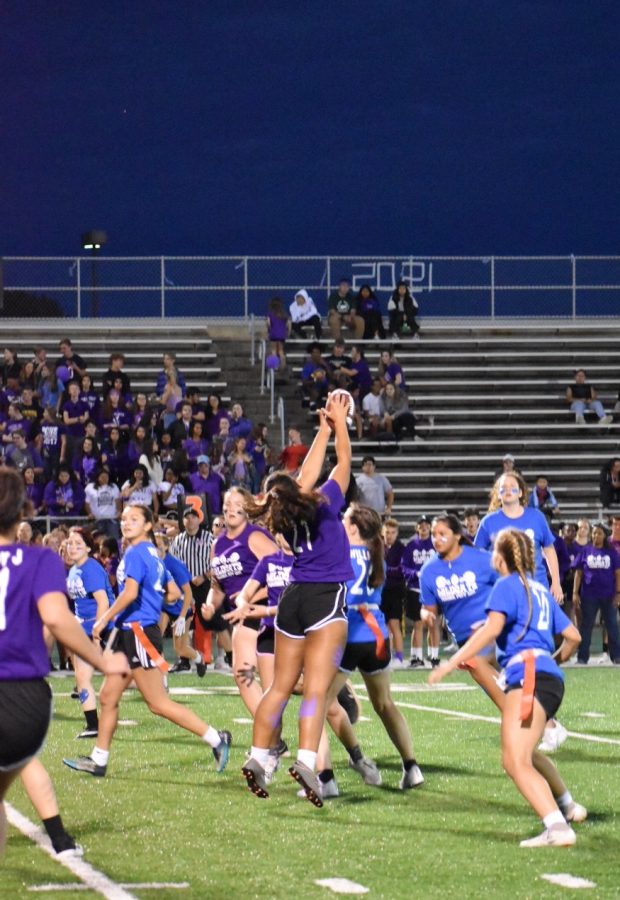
[2,1,619,256]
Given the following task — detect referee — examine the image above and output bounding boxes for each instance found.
[170,508,231,669]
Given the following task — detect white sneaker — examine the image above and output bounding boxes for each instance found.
[575,414,586,424]
[56,843,84,859]
[349,756,382,786]
[391,657,408,670]
[565,802,588,823]
[538,721,568,753]
[321,777,340,799]
[600,415,613,425]
[264,749,281,785]
[399,763,424,790]
[520,823,576,848]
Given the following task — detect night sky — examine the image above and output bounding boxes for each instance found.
[2,1,619,257]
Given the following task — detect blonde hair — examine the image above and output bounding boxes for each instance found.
[494,527,535,641]
[488,472,529,513]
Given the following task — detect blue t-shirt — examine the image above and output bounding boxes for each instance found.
[162,552,191,618]
[486,572,571,686]
[474,507,555,585]
[284,479,354,583]
[420,545,497,644]
[116,541,172,628]
[345,544,389,644]
[67,557,114,636]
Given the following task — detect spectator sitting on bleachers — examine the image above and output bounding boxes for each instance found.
[23,465,45,515]
[55,338,87,381]
[189,455,225,514]
[205,392,229,438]
[566,368,612,425]
[357,284,386,339]
[290,289,322,340]
[103,352,131,398]
[3,402,33,444]
[495,453,521,479]
[4,429,44,475]
[130,392,150,429]
[229,402,253,439]
[102,426,129,485]
[168,400,194,447]
[380,382,417,441]
[107,375,133,409]
[121,463,159,514]
[139,437,164,487]
[19,359,37,391]
[327,278,364,340]
[326,338,353,388]
[378,348,406,390]
[158,466,186,512]
[43,464,85,518]
[600,457,620,509]
[301,341,331,409]
[127,424,148,467]
[362,378,391,437]
[339,344,372,401]
[101,389,131,438]
[387,280,420,339]
[72,435,101,486]
[182,421,210,470]
[2,347,21,384]
[227,436,255,490]
[278,425,308,475]
[156,351,186,398]
[84,466,122,538]
[186,387,206,422]
[528,474,560,516]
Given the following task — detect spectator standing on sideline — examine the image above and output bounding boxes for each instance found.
[401,516,437,667]
[355,456,393,516]
[381,517,407,666]
[566,368,612,425]
[327,278,364,339]
[290,290,322,340]
[572,522,620,665]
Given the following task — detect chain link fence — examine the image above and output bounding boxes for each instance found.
[1,254,619,319]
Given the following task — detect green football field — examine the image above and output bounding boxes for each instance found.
[2,667,619,899]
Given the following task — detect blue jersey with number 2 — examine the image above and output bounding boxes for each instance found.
[345,544,389,644]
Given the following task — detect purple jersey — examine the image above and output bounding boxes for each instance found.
[268,312,288,342]
[574,544,620,601]
[401,535,435,590]
[284,479,354,583]
[0,546,68,680]
[250,550,293,626]
[384,540,405,590]
[210,523,269,600]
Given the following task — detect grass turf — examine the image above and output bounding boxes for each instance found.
[2,668,619,899]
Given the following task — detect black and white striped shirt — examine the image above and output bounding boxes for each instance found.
[169,530,212,579]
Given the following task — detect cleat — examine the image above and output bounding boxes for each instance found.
[408,656,425,668]
[242,757,269,798]
[264,748,281,785]
[56,843,84,859]
[320,777,339,799]
[289,761,323,807]
[565,802,588,823]
[212,730,232,773]
[62,756,106,777]
[169,660,191,674]
[399,763,425,790]
[349,756,382,786]
[275,738,290,758]
[429,657,440,668]
[196,657,207,678]
[538,721,568,754]
[520,823,576,848]
[70,687,79,699]
[76,728,99,740]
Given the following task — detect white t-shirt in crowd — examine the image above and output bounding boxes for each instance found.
[84,483,121,518]
[121,481,158,508]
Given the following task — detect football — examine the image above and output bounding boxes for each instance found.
[329,388,355,427]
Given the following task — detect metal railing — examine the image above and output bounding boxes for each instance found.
[3,254,620,320]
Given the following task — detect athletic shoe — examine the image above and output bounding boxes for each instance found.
[391,658,408,670]
[409,656,425,668]
[349,756,382,786]
[337,683,360,725]
[600,415,613,425]
[76,728,98,739]
[288,760,323,808]
[429,657,440,668]
[62,756,107,777]
[321,777,340,799]
[519,823,576,848]
[399,764,425,790]
[56,843,84,859]
[169,660,190,674]
[212,730,232,773]
[70,687,79,699]
[196,656,207,678]
[565,802,588,823]
[538,721,568,753]
[575,414,586,424]
[241,757,269,798]
[264,748,281,785]
[214,658,231,672]
[274,738,290,758]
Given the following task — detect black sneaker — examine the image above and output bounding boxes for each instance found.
[196,656,207,678]
[409,656,425,668]
[70,686,79,699]
[169,660,191,674]
[429,657,441,668]
[63,756,107,777]
[212,730,232,773]
[275,738,290,758]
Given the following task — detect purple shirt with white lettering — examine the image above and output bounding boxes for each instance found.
[401,536,435,590]
[250,550,293,626]
[284,479,354,583]
[210,523,270,600]
[0,546,68,680]
[574,543,620,601]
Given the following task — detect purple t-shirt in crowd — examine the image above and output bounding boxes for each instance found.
[384,362,406,389]
[574,544,620,601]
[384,540,406,590]
[268,312,288,342]
[401,535,435,590]
[0,546,68,680]
[210,523,270,600]
[62,400,89,437]
[189,471,224,514]
[284,479,354,583]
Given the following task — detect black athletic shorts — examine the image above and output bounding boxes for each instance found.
[240,617,260,633]
[196,602,229,634]
[381,586,405,621]
[275,582,348,639]
[0,679,52,771]
[114,624,164,671]
[256,625,275,655]
[505,671,565,721]
[340,639,392,676]
[405,589,421,622]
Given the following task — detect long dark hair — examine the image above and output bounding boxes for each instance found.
[124,503,157,545]
[245,472,323,534]
[0,467,28,532]
[347,503,384,588]
[431,512,473,547]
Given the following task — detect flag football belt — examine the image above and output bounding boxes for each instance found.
[347,603,388,661]
[130,622,170,673]
[504,648,551,721]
